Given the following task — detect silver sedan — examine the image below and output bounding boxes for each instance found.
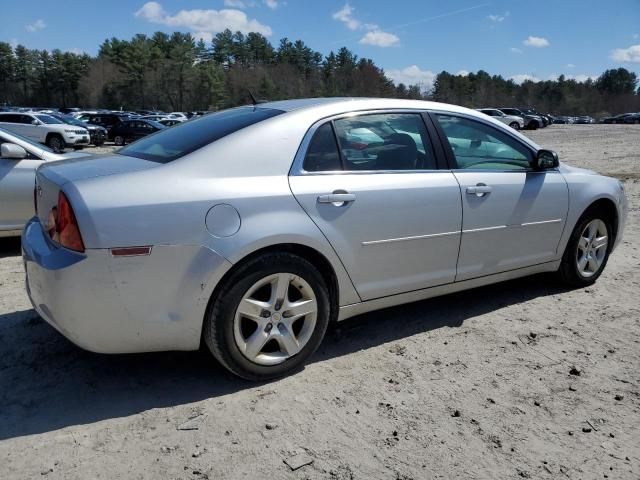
[22,98,628,380]
[0,127,87,237]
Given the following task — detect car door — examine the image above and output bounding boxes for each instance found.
[21,114,47,142]
[0,114,27,138]
[0,133,44,231]
[431,112,568,281]
[289,111,462,301]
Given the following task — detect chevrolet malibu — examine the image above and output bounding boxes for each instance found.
[22,98,628,380]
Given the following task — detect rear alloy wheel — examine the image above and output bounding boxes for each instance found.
[47,134,65,153]
[203,252,330,380]
[509,121,521,130]
[558,212,611,286]
[114,135,125,146]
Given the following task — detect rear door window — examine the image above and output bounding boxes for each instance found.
[303,123,342,172]
[332,113,437,171]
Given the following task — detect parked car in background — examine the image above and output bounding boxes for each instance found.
[22,98,627,381]
[602,113,635,124]
[518,108,549,127]
[76,112,129,134]
[622,112,640,124]
[168,112,188,121]
[476,108,525,130]
[58,107,81,115]
[158,118,182,127]
[48,113,107,146]
[0,112,89,152]
[109,119,165,145]
[574,116,596,124]
[0,127,87,237]
[498,108,543,129]
[551,115,572,124]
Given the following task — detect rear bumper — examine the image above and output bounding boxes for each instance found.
[22,217,233,353]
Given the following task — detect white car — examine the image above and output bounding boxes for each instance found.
[0,127,88,237]
[0,112,90,152]
[168,112,188,121]
[476,108,525,130]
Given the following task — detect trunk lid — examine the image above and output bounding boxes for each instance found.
[35,153,159,226]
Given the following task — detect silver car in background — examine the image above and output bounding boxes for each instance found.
[0,127,87,237]
[22,98,627,380]
[476,108,525,130]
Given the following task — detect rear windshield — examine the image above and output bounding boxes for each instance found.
[118,106,284,163]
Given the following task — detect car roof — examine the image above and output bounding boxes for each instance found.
[256,97,494,120]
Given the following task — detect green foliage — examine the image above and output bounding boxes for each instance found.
[1,32,639,116]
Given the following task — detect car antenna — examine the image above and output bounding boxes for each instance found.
[247,90,267,106]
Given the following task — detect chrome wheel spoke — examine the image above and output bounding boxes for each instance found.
[578,237,589,251]
[283,299,316,321]
[592,235,608,250]
[275,327,300,356]
[271,273,292,307]
[243,329,270,359]
[587,257,599,272]
[237,298,269,320]
[578,255,588,271]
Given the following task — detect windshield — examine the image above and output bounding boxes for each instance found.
[54,115,86,127]
[118,106,284,163]
[36,114,65,125]
[0,125,54,153]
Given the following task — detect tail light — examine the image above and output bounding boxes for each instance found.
[47,192,85,253]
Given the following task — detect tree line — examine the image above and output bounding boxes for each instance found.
[0,30,638,116]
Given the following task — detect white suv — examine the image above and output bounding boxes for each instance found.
[476,108,525,130]
[0,112,90,152]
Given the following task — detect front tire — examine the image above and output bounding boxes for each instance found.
[114,135,125,146]
[47,134,65,153]
[509,122,521,130]
[558,210,611,287]
[203,252,331,381]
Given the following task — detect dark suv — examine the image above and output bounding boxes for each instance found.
[77,113,130,133]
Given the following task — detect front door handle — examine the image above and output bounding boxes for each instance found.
[317,193,356,205]
[466,184,492,197]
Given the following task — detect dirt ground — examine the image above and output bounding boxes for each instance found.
[0,124,638,479]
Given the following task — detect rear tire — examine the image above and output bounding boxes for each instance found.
[509,122,520,130]
[557,208,612,287]
[203,252,331,381]
[114,135,125,146]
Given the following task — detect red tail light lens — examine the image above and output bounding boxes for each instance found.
[48,192,85,253]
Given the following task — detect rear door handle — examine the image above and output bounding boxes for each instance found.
[317,193,356,205]
[466,184,492,197]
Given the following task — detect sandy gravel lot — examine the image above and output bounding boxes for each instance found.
[0,125,638,479]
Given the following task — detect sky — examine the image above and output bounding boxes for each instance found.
[4,0,640,91]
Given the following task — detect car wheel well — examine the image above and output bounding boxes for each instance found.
[45,132,63,142]
[580,198,618,249]
[205,244,340,328]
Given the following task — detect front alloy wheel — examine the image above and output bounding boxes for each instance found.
[575,219,608,278]
[558,209,611,286]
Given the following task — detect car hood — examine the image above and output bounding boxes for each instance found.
[38,153,160,186]
[47,123,89,133]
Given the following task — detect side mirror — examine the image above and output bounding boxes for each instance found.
[1,143,28,159]
[535,149,559,169]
